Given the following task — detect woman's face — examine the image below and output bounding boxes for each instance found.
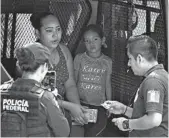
[37,15,62,49]
[84,30,102,53]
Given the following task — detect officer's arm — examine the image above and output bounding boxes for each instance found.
[124,106,133,118]
[129,78,164,130]
[129,112,162,130]
[43,93,70,137]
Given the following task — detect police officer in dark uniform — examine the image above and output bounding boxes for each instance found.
[1,42,70,137]
[104,35,168,137]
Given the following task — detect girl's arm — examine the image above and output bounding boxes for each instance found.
[74,54,80,83]
[106,73,112,100]
[106,58,112,100]
[74,70,78,83]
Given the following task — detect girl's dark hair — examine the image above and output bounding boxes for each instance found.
[30,12,55,30]
[83,24,104,38]
[16,48,41,72]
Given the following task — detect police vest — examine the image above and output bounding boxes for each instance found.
[1,83,51,137]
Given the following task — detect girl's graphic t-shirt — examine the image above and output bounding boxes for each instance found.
[74,52,112,106]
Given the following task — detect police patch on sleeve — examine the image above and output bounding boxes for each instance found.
[147,90,160,103]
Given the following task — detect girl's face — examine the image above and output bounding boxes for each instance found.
[36,15,62,49]
[84,30,103,54]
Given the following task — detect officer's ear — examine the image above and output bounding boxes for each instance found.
[39,63,47,74]
[137,54,144,64]
[39,63,48,79]
[43,63,48,73]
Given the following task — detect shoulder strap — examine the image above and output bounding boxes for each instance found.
[30,84,46,98]
[29,84,48,112]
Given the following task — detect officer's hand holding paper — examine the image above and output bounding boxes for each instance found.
[101,100,126,115]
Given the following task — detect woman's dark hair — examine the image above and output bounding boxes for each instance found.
[83,24,104,38]
[30,12,55,30]
[16,48,43,72]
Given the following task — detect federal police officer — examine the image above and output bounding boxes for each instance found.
[105,35,168,137]
[1,42,70,137]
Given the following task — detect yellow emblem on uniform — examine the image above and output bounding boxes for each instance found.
[147,90,160,103]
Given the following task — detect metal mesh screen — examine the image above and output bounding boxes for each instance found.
[133,9,146,35]
[1,0,91,58]
[97,0,167,105]
[15,14,36,49]
[49,0,91,52]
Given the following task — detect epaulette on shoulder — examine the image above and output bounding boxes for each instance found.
[30,84,44,94]
[148,72,159,78]
[30,84,51,98]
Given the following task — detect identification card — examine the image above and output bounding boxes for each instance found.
[85,109,98,123]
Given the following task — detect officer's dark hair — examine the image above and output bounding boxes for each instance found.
[83,24,104,38]
[127,35,158,61]
[16,48,48,72]
[30,12,55,31]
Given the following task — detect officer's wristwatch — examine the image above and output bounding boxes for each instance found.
[122,119,129,129]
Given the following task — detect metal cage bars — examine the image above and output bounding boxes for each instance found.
[1,0,92,58]
[96,0,167,104]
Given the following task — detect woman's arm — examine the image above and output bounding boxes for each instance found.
[61,45,80,104]
[58,100,76,111]
[58,100,87,124]
[59,45,88,124]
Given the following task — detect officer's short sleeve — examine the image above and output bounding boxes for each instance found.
[41,92,70,137]
[142,78,165,114]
